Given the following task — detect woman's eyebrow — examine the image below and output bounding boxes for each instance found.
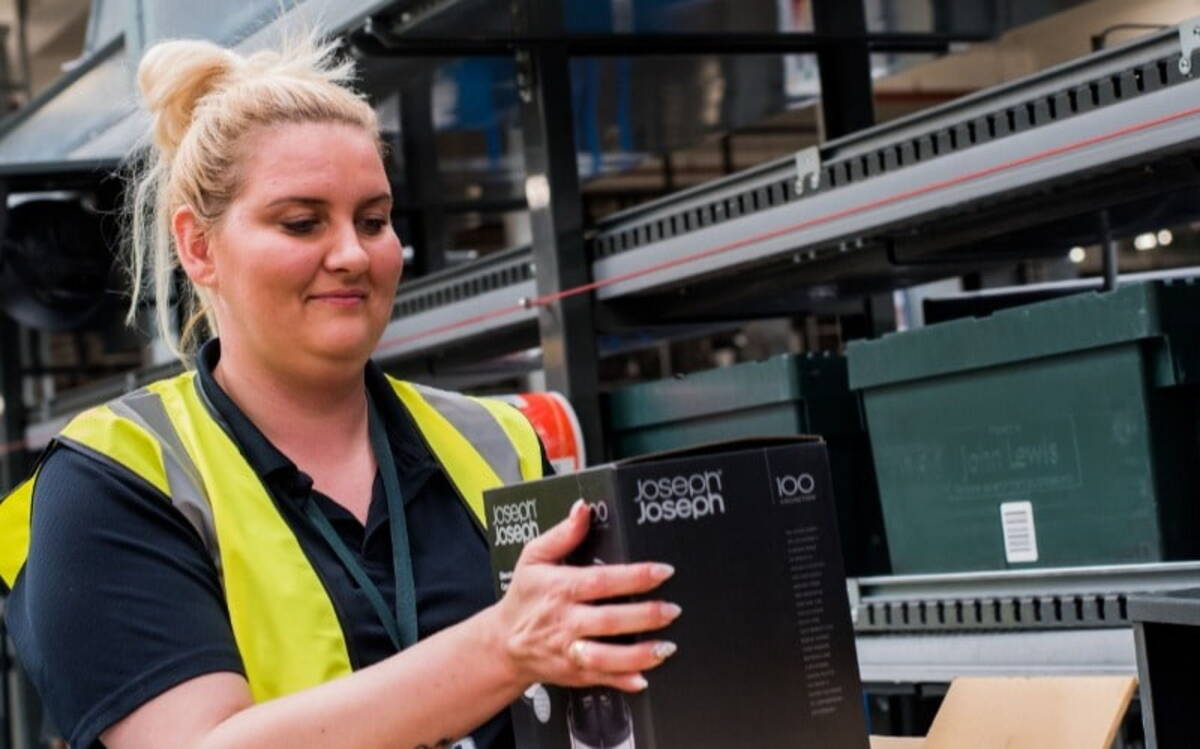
[359,193,392,208]
[266,196,326,208]
[265,193,392,209]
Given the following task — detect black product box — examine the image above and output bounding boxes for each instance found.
[485,438,869,749]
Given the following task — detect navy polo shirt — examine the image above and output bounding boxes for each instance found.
[5,339,546,748]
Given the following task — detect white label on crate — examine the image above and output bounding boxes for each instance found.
[1000,501,1039,563]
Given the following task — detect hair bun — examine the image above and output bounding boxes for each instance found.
[137,39,239,156]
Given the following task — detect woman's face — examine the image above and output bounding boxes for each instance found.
[189,120,403,377]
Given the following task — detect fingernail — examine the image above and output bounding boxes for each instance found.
[650,563,675,581]
[663,603,682,620]
[571,499,586,516]
[631,675,649,691]
[653,641,678,659]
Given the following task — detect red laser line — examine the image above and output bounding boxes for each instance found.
[377,102,1200,353]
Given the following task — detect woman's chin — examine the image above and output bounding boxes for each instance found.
[304,330,380,363]
[284,315,388,365]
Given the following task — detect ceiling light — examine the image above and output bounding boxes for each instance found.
[1157,229,1173,246]
[1068,246,1086,263]
[1134,233,1157,251]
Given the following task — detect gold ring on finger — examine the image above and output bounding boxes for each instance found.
[567,639,588,667]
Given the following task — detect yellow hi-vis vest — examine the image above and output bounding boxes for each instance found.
[0,370,543,702]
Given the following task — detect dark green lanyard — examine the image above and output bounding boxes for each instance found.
[301,394,419,651]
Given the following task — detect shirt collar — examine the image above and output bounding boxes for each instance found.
[193,338,436,491]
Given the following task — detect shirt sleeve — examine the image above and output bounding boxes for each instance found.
[4,445,245,749]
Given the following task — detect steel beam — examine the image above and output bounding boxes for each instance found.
[0,317,24,491]
[1100,209,1119,291]
[350,30,988,58]
[515,0,605,462]
[812,0,876,139]
[398,73,448,275]
[0,179,24,493]
[856,628,1135,683]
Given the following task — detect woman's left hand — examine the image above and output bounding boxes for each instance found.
[483,499,681,693]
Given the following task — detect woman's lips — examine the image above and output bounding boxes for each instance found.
[310,291,367,307]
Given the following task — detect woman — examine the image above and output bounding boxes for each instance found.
[0,37,679,748]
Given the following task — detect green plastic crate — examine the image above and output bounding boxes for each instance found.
[607,353,889,574]
[847,280,1200,574]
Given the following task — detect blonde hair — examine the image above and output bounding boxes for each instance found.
[125,35,380,361]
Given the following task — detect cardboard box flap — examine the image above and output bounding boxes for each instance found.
[871,676,1136,748]
[924,676,1135,749]
[611,435,824,466]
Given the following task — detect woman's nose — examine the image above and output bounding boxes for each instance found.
[324,222,371,274]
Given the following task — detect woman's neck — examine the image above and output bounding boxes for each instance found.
[211,338,370,465]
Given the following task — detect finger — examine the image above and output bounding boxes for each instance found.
[564,670,650,693]
[561,562,676,602]
[594,672,651,693]
[570,639,678,674]
[517,499,590,566]
[572,601,682,638]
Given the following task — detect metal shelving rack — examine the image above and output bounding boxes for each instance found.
[372,18,1200,359]
[349,14,1200,694]
[5,2,1200,731]
[852,562,1200,684]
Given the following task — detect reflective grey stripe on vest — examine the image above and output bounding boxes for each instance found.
[409,384,524,484]
[108,389,222,576]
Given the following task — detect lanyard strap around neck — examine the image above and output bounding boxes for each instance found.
[301,393,419,652]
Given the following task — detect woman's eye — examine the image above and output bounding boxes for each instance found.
[282,219,319,235]
[358,217,389,235]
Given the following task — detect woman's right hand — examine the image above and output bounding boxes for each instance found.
[487,499,682,693]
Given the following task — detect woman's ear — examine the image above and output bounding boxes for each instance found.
[172,205,217,289]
